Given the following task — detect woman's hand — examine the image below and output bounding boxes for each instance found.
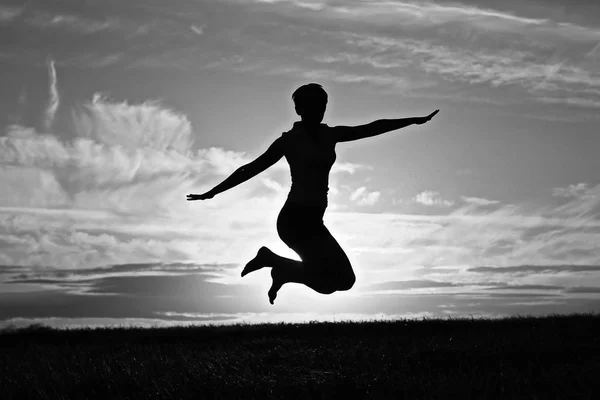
[186,191,215,201]
[414,109,439,125]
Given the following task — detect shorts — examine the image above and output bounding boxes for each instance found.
[276,200,328,248]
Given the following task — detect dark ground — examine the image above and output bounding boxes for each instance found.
[1,313,599,399]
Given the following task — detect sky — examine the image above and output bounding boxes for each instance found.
[1,0,599,329]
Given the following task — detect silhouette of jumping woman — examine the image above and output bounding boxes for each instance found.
[187,83,439,304]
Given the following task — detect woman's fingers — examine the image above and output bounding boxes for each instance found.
[187,193,213,201]
[415,110,439,125]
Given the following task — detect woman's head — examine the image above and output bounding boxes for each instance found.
[292,83,328,124]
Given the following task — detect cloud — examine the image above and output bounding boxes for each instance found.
[322,181,600,295]
[553,183,590,198]
[10,87,28,125]
[549,183,600,219]
[349,186,380,206]
[468,265,600,275]
[586,42,600,59]
[0,82,379,276]
[24,11,121,35]
[6,0,597,113]
[215,58,422,93]
[565,286,600,294]
[3,132,598,277]
[414,191,454,207]
[483,284,564,291]
[367,280,462,291]
[539,97,600,109]
[0,6,22,22]
[0,75,386,280]
[1,101,202,214]
[43,58,60,132]
[344,34,600,91]
[461,196,500,206]
[241,0,548,28]
[1,261,240,295]
[0,90,292,273]
[211,1,600,108]
[61,53,124,69]
[331,162,371,174]
[73,94,194,152]
[456,168,475,176]
[190,24,204,35]
[259,177,287,194]
[244,0,600,41]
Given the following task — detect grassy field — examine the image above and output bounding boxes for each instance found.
[1,313,599,399]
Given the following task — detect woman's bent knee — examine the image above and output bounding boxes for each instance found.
[336,272,356,292]
[312,275,354,294]
[306,276,338,295]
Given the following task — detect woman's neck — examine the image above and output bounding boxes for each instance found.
[300,120,321,131]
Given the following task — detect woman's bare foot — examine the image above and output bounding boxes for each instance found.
[241,246,272,277]
[268,267,285,305]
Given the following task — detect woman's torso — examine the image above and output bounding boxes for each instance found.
[281,121,336,207]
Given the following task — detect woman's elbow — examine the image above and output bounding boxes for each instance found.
[238,164,260,179]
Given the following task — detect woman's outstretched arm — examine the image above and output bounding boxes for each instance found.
[332,109,439,143]
[187,137,285,201]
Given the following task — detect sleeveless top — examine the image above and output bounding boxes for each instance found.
[281,121,337,207]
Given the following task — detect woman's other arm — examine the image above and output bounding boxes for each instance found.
[186,137,285,201]
[331,109,439,143]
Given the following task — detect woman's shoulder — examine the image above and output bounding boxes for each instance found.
[282,121,302,136]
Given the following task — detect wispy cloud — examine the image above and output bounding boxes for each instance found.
[586,42,600,59]
[43,58,59,132]
[461,196,500,206]
[5,0,597,112]
[214,0,600,109]
[0,6,22,22]
[367,279,462,291]
[24,8,123,35]
[61,53,125,69]
[553,183,591,198]
[538,96,600,109]
[239,0,600,41]
[350,186,381,206]
[24,11,121,35]
[190,24,204,35]
[469,265,600,275]
[342,34,600,94]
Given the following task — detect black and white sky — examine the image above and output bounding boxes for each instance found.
[1,0,599,328]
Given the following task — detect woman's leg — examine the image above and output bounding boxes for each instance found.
[243,201,355,304]
[244,228,356,304]
[266,247,340,303]
[242,246,339,304]
[291,228,356,293]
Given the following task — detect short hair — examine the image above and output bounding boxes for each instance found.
[292,83,328,110]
